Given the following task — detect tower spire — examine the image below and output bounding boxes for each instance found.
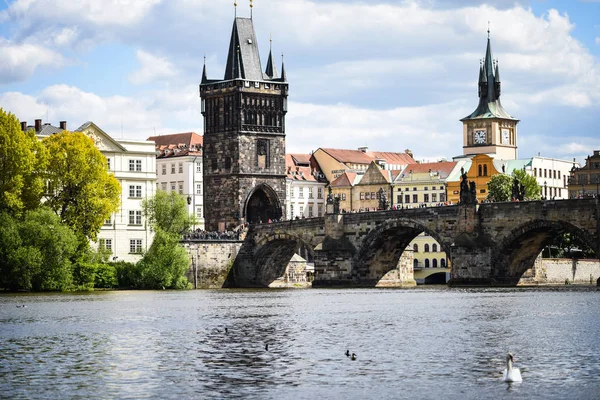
[250,0,253,19]
[234,1,237,17]
[202,53,208,84]
[265,34,277,78]
[280,52,287,82]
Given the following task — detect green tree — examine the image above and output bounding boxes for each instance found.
[512,169,541,200]
[486,174,513,202]
[42,131,121,242]
[0,108,46,216]
[142,190,196,235]
[137,229,190,289]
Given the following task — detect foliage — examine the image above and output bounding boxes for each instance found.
[486,169,542,202]
[0,208,78,291]
[93,264,118,288]
[42,131,121,242]
[136,229,190,289]
[486,174,513,202]
[72,262,96,291]
[512,169,541,200]
[142,190,196,235]
[113,261,140,289]
[0,108,47,216]
[544,232,595,259]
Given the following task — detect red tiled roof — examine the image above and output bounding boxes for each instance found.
[367,151,414,165]
[330,172,357,187]
[319,148,414,165]
[147,132,203,148]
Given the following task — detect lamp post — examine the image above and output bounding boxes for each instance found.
[544,181,547,200]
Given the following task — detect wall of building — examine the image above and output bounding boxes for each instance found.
[527,258,600,284]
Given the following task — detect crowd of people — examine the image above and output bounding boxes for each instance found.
[184,224,247,241]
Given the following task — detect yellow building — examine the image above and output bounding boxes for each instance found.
[352,161,398,211]
[329,172,358,212]
[447,155,501,204]
[392,161,456,208]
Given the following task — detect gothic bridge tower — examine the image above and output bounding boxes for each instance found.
[461,30,519,160]
[200,15,288,231]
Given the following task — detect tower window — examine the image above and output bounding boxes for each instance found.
[257,139,270,169]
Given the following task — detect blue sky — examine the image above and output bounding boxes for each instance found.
[0,0,598,164]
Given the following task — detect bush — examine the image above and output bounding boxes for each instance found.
[136,229,190,289]
[94,263,118,288]
[113,261,139,289]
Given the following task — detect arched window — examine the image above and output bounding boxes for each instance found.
[413,244,419,252]
[432,244,438,252]
[478,165,483,176]
[483,164,488,176]
[424,244,430,253]
[433,259,438,268]
[425,259,430,268]
[441,259,446,268]
[413,259,419,268]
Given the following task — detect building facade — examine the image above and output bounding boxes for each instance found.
[285,154,327,220]
[148,132,205,229]
[568,150,600,199]
[392,161,456,208]
[200,16,288,231]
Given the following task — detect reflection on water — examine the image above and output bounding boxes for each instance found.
[1,287,599,399]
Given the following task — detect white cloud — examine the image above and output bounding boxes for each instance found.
[129,50,179,85]
[0,40,66,83]
[596,37,600,45]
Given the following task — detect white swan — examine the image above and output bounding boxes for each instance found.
[503,353,522,382]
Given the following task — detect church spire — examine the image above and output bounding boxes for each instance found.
[280,53,287,82]
[265,34,278,78]
[201,54,208,84]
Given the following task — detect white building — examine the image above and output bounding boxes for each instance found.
[28,119,157,263]
[147,132,204,230]
[76,122,157,262]
[496,156,578,200]
[285,154,327,220]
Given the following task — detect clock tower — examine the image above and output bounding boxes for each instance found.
[461,30,519,160]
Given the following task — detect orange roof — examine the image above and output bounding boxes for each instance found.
[399,161,457,178]
[319,148,414,166]
[147,132,203,148]
[330,172,358,187]
[291,153,311,165]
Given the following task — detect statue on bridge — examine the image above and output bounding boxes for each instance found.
[327,186,334,205]
[378,188,389,210]
[459,168,478,205]
[511,178,526,201]
[333,195,341,214]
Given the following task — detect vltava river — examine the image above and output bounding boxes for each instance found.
[1,288,599,399]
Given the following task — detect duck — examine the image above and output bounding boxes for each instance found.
[265,344,269,351]
[351,353,357,361]
[503,353,522,382]
[345,350,350,357]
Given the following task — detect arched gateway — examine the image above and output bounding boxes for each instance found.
[244,184,283,224]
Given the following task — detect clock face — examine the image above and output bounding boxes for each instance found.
[502,129,510,145]
[473,130,486,144]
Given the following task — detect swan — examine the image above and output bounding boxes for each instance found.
[503,353,522,382]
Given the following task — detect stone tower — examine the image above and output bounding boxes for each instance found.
[461,30,519,160]
[200,16,288,231]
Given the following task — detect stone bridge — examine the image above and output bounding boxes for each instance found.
[224,198,599,287]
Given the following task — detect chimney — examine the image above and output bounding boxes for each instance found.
[59,121,67,130]
[358,146,368,153]
[20,121,26,131]
[35,119,42,132]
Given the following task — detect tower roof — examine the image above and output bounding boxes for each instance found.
[224,17,269,81]
[462,33,517,121]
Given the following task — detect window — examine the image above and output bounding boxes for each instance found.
[432,244,438,252]
[99,239,112,251]
[299,187,304,198]
[129,159,142,172]
[196,162,202,173]
[129,210,142,225]
[412,194,418,203]
[107,158,111,170]
[413,187,417,191]
[308,187,313,199]
[413,244,419,252]
[129,185,142,198]
[178,163,183,173]
[308,205,314,217]
[441,258,446,268]
[162,164,166,175]
[424,244,430,252]
[257,139,270,169]
[318,204,323,216]
[432,193,437,202]
[544,169,547,178]
[299,205,304,217]
[171,163,176,174]
[161,182,167,191]
[534,168,537,177]
[558,171,561,179]
[196,207,202,218]
[290,204,294,220]
[440,193,446,202]
[170,182,176,191]
[413,259,419,268]
[291,187,295,199]
[433,259,438,268]
[371,192,375,199]
[196,184,202,195]
[424,187,429,191]
[478,165,483,176]
[317,187,323,199]
[424,194,429,203]
[425,259,430,268]
[405,194,410,203]
[130,239,143,253]
[432,186,436,190]
[104,217,112,226]
[360,192,365,200]
[178,182,184,194]
[483,165,488,176]
[341,193,346,201]
[365,192,370,200]
[553,170,557,179]
[397,195,402,203]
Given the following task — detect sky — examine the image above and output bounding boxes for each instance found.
[0,0,599,164]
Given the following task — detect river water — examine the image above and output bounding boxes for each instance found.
[1,287,599,399]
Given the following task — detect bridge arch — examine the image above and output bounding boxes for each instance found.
[352,218,453,285]
[492,219,596,284]
[243,183,282,224]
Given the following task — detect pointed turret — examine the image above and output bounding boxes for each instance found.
[201,59,208,84]
[280,57,287,82]
[494,60,501,98]
[224,17,264,81]
[265,38,278,78]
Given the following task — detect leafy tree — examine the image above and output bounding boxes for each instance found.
[136,229,190,289]
[42,131,121,242]
[486,174,513,202]
[486,169,542,202]
[142,190,196,235]
[0,108,47,216]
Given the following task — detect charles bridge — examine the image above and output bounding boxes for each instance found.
[223,198,599,287]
